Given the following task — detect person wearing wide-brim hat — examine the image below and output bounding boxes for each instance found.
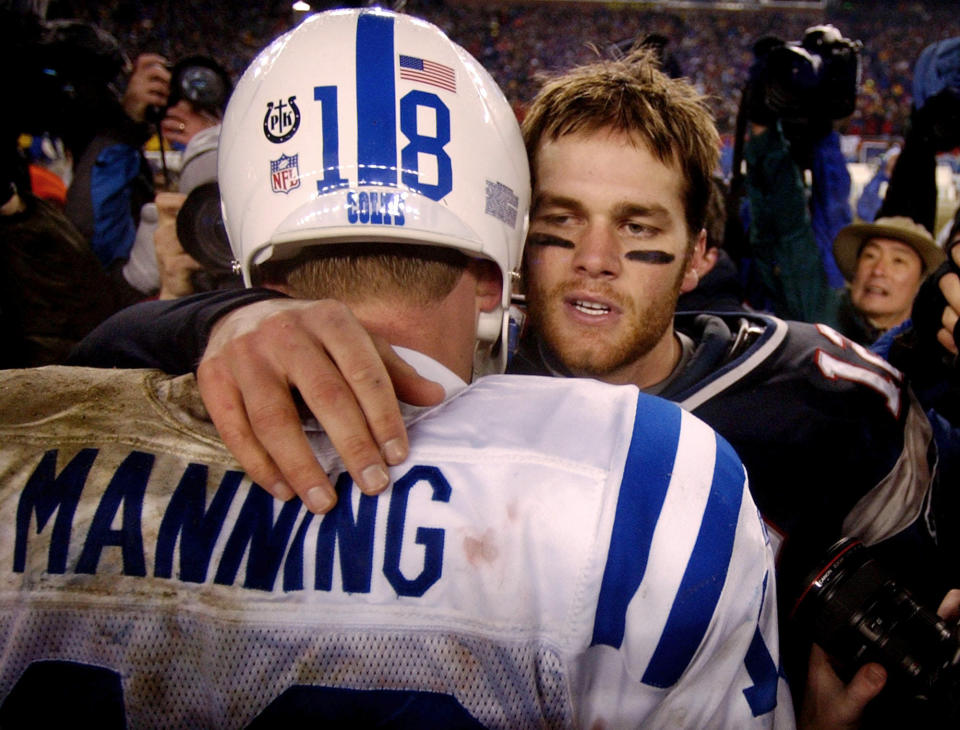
[833,216,945,283]
[831,215,946,341]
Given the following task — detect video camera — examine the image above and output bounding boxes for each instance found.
[3,12,127,149]
[792,538,960,723]
[761,24,862,123]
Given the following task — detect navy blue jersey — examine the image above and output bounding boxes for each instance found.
[514,311,946,613]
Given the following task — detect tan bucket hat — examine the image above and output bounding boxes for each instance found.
[832,216,945,281]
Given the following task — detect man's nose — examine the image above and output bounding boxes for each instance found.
[572,223,621,277]
[869,256,889,276]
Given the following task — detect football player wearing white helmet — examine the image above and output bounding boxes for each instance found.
[218,8,528,377]
[1,8,786,728]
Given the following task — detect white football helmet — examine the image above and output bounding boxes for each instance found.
[219,7,530,376]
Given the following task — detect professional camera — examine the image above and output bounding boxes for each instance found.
[762,24,862,122]
[146,55,232,124]
[176,180,240,291]
[170,125,240,291]
[791,538,960,722]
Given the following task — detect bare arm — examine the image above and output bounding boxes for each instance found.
[197,298,445,513]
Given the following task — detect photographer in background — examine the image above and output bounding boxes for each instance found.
[742,25,946,345]
[63,48,170,275]
[65,50,231,302]
[121,58,232,298]
[124,123,241,299]
[155,56,230,153]
[735,25,861,302]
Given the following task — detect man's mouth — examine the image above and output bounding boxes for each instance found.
[864,284,888,296]
[572,299,611,316]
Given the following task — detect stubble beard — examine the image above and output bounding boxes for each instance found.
[525,276,681,381]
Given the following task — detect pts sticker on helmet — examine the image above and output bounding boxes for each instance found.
[264,96,301,143]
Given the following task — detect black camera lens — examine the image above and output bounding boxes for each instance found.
[176,181,235,276]
[792,538,960,720]
[146,55,232,124]
[175,65,230,111]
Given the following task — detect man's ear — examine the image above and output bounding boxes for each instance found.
[470,259,503,313]
[680,229,708,294]
[696,246,720,278]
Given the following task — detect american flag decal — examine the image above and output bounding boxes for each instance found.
[399,54,456,93]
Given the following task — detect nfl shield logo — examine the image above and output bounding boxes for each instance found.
[270,154,301,194]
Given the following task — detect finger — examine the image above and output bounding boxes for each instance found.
[160,120,186,137]
[943,304,959,338]
[230,347,340,513]
[302,303,441,475]
[131,60,171,91]
[201,299,409,505]
[940,272,960,310]
[802,646,885,730]
[145,67,172,85]
[937,588,960,622]
[840,662,886,719]
[800,645,844,730]
[136,82,169,103]
[139,73,171,91]
[155,192,187,217]
[282,315,395,495]
[937,327,959,355]
[196,359,297,503]
[135,53,169,69]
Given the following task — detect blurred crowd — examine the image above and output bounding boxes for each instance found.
[52,0,960,138]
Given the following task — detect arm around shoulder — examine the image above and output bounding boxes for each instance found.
[67,287,288,373]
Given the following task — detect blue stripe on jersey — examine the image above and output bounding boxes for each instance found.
[591,396,681,648]
[742,572,780,716]
[356,12,398,187]
[641,432,745,688]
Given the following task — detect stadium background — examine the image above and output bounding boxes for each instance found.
[44,0,960,226]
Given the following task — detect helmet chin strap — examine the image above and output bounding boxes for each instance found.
[472,308,508,379]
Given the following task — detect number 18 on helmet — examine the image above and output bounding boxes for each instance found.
[218,7,530,375]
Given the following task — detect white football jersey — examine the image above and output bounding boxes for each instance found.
[0,360,793,728]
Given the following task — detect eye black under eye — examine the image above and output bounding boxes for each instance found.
[528,233,574,249]
[625,250,675,264]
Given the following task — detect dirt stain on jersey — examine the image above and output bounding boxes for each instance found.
[462,529,498,566]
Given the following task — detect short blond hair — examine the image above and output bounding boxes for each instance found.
[259,243,469,306]
[522,48,720,237]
